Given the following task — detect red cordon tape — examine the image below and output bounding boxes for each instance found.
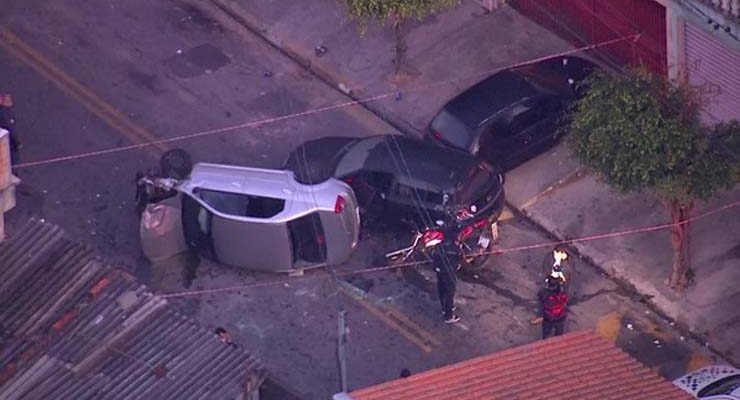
[14,34,638,170]
[160,199,739,299]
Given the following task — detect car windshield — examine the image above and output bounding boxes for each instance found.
[697,374,740,397]
[197,188,285,219]
[455,163,493,203]
[430,109,475,150]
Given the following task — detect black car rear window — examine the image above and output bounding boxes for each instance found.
[196,188,285,218]
[430,109,475,149]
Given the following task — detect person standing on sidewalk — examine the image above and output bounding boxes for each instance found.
[541,245,574,290]
[430,234,461,324]
[532,275,569,339]
[0,93,20,156]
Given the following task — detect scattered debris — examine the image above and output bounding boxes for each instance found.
[473,274,479,280]
[314,45,327,57]
[680,336,685,341]
[669,321,675,326]
[176,49,182,54]
[338,82,351,95]
[626,323,634,331]
[653,339,660,345]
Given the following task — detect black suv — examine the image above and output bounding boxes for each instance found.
[283,135,505,227]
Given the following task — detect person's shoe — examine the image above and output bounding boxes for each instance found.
[441,306,457,315]
[444,314,461,324]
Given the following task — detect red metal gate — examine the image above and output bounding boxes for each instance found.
[509,0,667,74]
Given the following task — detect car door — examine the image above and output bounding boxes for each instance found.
[503,98,558,167]
[523,95,564,153]
[477,112,523,170]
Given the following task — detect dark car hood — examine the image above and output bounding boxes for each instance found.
[286,135,485,193]
[443,70,540,128]
[512,55,598,97]
[362,136,481,192]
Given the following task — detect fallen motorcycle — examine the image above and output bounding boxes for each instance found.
[385,206,499,269]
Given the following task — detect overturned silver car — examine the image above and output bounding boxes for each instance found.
[137,151,360,273]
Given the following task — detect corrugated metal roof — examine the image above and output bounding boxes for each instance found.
[0,218,265,400]
[343,331,693,400]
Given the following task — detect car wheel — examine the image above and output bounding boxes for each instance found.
[160,148,193,180]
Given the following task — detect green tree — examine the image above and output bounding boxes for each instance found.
[340,0,460,75]
[566,68,740,291]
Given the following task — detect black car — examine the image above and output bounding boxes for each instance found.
[283,135,505,227]
[428,55,598,170]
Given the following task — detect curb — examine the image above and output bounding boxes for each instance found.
[207,0,422,138]
[187,0,735,367]
[504,200,734,366]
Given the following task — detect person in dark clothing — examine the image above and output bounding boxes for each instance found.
[0,93,20,155]
[535,275,569,339]
[540,245,574,291]
[431,237,461,323]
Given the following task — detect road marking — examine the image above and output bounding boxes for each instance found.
[498,206,515,222]
[596,311,622,342]
[0,27,167,157]
[519,167,586,210]
[337,280,441,353]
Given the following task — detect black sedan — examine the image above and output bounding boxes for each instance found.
[427,55,598,170]
[283,135,505,227]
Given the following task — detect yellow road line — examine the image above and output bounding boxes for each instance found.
[497,206,515,222]
[519,167,586,210]
[338,280,441,353]
[0,27,167,157]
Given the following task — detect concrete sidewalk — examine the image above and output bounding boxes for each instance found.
[204,0,740,366]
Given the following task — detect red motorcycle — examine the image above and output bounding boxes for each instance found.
[384,206,499,269]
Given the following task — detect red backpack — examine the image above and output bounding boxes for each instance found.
[543,292,568,321]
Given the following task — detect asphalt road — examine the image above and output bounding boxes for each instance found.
[0,1,722,398]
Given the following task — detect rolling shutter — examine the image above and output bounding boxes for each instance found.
[684,22,740,123]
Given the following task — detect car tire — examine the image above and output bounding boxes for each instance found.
[160,148,193,180]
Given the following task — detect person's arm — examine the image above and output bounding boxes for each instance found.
[531,290,544,324]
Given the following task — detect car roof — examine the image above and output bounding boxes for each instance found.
[186,163,298,198]
[179,162,352,222]
[512,55,597,95]
[286,135,484,191]
[442,55,598,127]
[443,70,541,128]
[364,136,480,189]
[673,365,740,397]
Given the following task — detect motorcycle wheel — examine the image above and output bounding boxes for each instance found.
[461,224,495,269]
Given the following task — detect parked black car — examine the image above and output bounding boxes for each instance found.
[427,55,598,170]
[283,135,505,227]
